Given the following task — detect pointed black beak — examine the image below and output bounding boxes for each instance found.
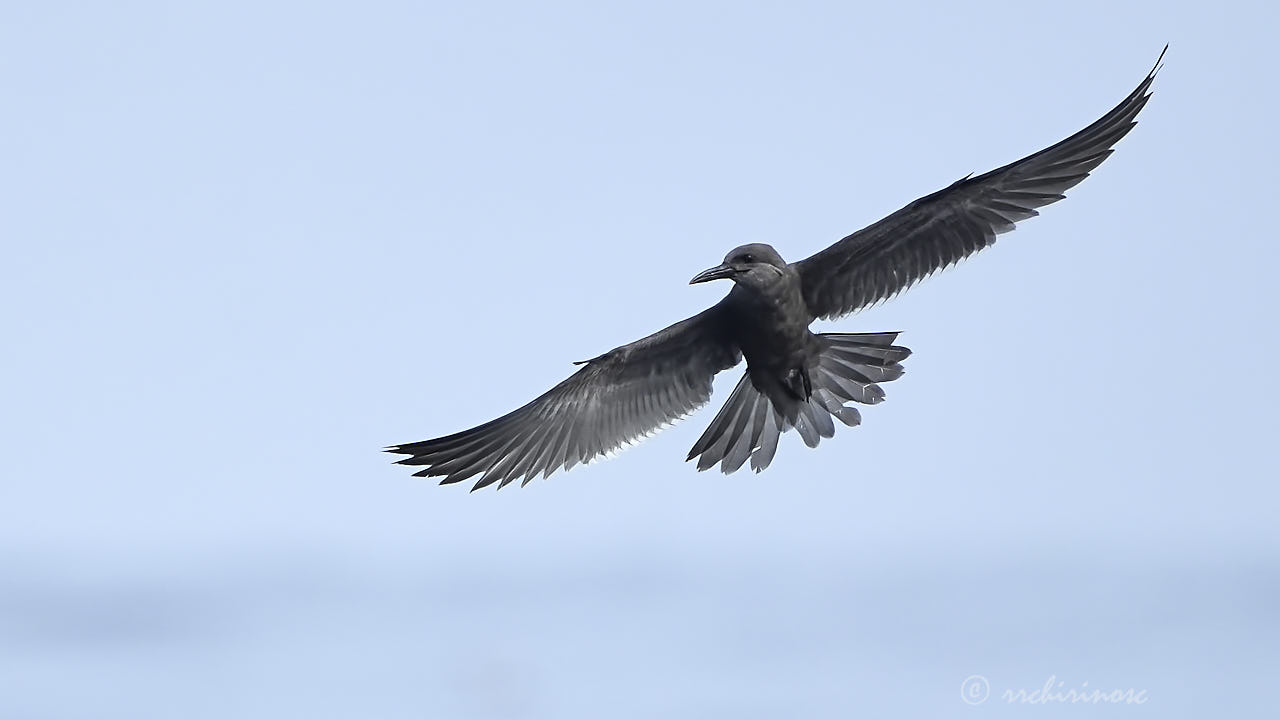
[689,263,737,285]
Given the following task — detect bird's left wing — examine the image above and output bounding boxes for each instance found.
[387,304,742,490]
[795,48,1164,320]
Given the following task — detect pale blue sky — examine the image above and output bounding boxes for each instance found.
[2,1,1277,718]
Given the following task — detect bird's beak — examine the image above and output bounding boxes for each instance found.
[689,263,737,285]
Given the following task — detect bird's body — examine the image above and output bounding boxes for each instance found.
[389,49,1165,490]
[716,248,816,404]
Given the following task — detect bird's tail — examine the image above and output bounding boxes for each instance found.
[686,332,911,474]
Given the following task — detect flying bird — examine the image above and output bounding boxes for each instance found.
[389,49,1164,490]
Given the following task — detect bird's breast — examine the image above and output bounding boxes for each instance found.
[727,285,816,372]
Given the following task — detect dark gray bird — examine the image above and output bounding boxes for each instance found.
[389,49,1163,490]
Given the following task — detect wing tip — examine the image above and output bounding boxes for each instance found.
[1150,44,1169,80]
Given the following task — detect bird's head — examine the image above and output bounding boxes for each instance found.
[689,243,787,288]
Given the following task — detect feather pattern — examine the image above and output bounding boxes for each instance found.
[686,332,911,474]
[387,304,741,490]
[795,47,1165,320]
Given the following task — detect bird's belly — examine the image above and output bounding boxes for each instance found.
[725,280,817,387]
[736,322,815,375]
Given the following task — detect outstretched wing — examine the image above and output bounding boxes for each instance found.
[795,47,1164,320]
[387,304,742,490]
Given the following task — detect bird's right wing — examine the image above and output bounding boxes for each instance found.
[387,304,742,490]
[794,47,1164,320]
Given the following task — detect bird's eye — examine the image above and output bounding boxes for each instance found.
[740,254,755,264]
